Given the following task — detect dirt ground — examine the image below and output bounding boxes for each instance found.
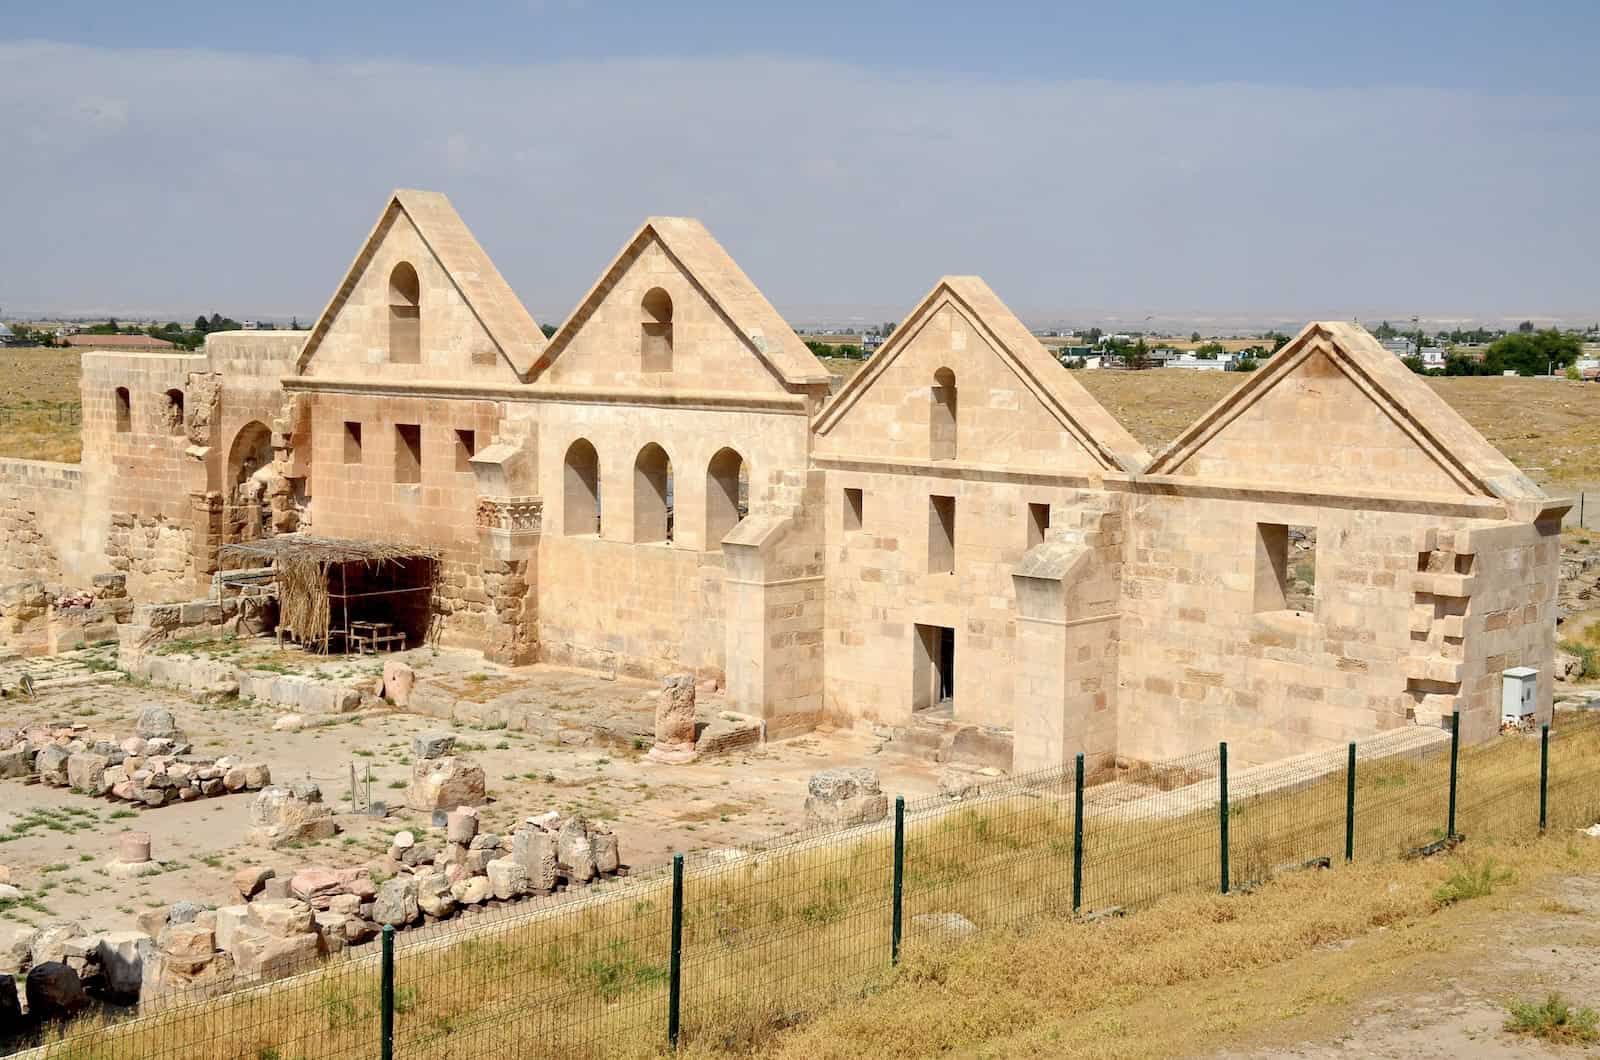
[1206,873,1600,1059]
[0,653,943,939]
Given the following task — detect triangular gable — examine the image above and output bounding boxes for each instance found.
[1147,321,1545,500]
[296,189,546,377]
[813,276,1150,473]
[531,216,829,388]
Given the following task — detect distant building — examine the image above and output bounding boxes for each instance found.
[242,320,260,331]
[62,334,176,351]
[0,324,18,347]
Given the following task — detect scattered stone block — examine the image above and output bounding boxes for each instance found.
[374,877,419,927]
[248,898,314,939]
[804,767,889,828]
[135,707,178,740]
[406,756,486,812]
[233,865,275,902]
[24,961,87,1020]
[486,857,528,900]
[382,660,416,707]
[412,731,456,760]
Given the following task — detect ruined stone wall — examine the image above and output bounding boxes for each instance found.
[1112,490,1525,766]
[1448,518,1561,742]
[0,460,82,586]
[79,352,210,601]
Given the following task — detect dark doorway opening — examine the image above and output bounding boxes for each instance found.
[914,623,956,715]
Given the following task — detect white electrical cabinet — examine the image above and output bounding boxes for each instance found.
[1502,666,1538,724]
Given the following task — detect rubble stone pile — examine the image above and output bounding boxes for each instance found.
[1,710,270,807]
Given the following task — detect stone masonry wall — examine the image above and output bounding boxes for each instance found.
[0,460,82,586]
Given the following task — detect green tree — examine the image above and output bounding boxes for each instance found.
[1402,355,1425,374]
[1374,320,1398,340]
[1194,341,1226,360]
[1190,331,1201,343]
[540,323,556,338]
[1518,320,1535,333]
[1483,329,1581,376]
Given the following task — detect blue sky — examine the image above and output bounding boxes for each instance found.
[3,1,1597,325]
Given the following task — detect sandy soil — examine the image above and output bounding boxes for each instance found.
[0,657,944,938]
[1208,873,1600,1059]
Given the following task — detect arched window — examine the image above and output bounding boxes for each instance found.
[563,439,602,536]
[389,262,421,364]
[640,287,673,373]
[113,387,131,433]
[161,389,185,436]
[705,447,748,549]
[931,367,957,461]
[634,443,673,544]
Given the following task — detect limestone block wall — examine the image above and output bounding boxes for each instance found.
[541,237,798,397]
[298,389,500,646]
[532,398,812,682]
[1113,489,1526,766]
[819,466,1112,733]
[536,535,725,680]
[0,460,82,586]
[810,300,1109,474]
[299,211,518,384]
[723,469,826,736]
[79,352,210,600]
[1011,496,1124,773]
[1450,519,1561,741]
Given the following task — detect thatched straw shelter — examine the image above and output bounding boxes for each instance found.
[219,535,440,652]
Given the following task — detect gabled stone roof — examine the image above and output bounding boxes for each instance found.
[1147,321,1546,501]
[813,276,1151,473]
[296,190,547,377]
[532,216,829,388]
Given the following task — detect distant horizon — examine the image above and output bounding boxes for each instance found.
[2,2,1597,327]
[7,304,1597,340]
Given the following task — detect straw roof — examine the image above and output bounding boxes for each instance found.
[218,535,439,651]
[219,535,438,567]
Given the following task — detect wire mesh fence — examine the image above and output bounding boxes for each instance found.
[30,709,1600,1059]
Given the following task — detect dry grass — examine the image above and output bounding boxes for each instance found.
[35,714,1600,1060]
[0,347,82,462]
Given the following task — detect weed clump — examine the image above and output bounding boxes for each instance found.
[1432,857,1512,906]
[1505,993,1600,1044]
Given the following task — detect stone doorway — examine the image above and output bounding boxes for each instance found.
[913,623,956,716]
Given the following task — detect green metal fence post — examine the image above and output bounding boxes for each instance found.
[669,852,684,1050]
[1072,752,1085,914]
[1447,711,1460,840]
[1540,723,1550,833]
[380,923,394,1060]
[1344,741,1356,864]
[891,795,905,965]
[1219,742,1230,895]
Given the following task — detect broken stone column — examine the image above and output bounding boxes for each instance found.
[107,831,159,879]
[803,767,889,828]
[246,784,338,848]
[406,756,486,812]
[646,673,698,764]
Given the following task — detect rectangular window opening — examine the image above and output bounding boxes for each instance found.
[343,421,363,464]
[454,429,476,473]
[1254,522,1316,614]
[929,494,955,574]
[843,487,864,532]
[395,424,422,485]
[1028,502,1050,549]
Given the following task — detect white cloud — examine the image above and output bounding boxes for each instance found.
[0,41,1595,322]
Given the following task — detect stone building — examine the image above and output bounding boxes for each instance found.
[0,190,1567,769]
